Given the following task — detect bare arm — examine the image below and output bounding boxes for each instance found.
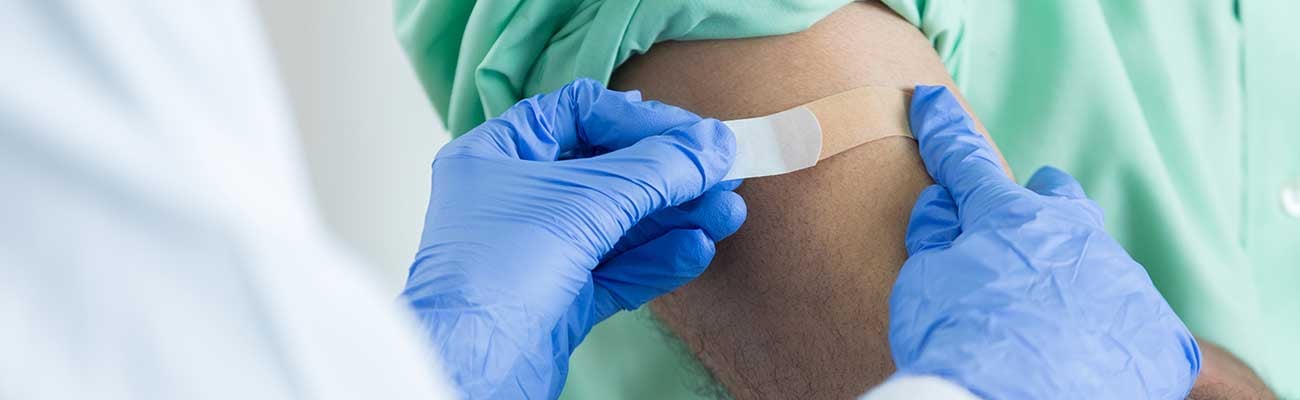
[610,2,1001,398]
[1189,339,1277,400]
[611,2,1266,397]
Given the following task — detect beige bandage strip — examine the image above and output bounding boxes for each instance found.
[721,86,913,181]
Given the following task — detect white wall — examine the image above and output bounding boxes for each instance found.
[257,1,448,291]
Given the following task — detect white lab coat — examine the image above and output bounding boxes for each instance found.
[0,1,973,399]
[0,1,453,398]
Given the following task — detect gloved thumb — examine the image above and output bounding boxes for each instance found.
[904,184,961,256]
[1025,166,1087,199]
[570,118,736,223]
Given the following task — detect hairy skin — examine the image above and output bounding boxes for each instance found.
[1189,339,1277,400]
[611,2,994,398]
[610,2,1270,399]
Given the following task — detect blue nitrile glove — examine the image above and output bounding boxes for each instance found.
[887,86,1201,399]
[402,79,746,399]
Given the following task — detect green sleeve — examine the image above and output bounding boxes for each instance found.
[394,0,851,137]
[879,0,968,82]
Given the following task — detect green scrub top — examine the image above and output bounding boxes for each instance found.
[395,0,1300,397]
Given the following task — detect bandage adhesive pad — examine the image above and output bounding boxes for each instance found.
[721,86,913,181]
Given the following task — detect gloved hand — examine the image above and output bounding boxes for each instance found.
[888,86,1201,399]
[402,79,746,399]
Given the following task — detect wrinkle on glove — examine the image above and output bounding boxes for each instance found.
[403,79,746,399]
[889,86,1200,400]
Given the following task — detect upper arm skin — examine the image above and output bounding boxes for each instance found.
[1190,339,1278,400]
[610,2,1005,398]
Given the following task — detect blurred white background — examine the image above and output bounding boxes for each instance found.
[258,2,448,291]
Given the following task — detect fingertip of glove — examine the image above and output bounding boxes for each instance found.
[681,189,747,241]
[697,118,737,158]
[664,118,736,187]
[912,85,948,101]
[567,77,604,91]
[907,86,993,187]
[1185,334,1204,379]
[710,190,747,241]
[566,78,646,114]
[1025,165,1087,198]
[561,78,601,105]
[714,179,744,192]
[663,228,716,273]
[910,85,961,120]
[909,85,972,134]
[707,118,738,179]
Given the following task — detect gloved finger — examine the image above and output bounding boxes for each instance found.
[715,179,743,192]
[605,189,747,261]
[569,118,737,222]
[1026,166,1106,228]
[591,229,716,321]
[904,184,961,256]
[910,85,1021,222]
[456,78,705,161]
[1025,166,1087,199]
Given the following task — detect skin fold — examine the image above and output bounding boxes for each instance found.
[610,1,1267,398]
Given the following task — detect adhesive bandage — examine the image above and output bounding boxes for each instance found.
[721,86,914,181]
